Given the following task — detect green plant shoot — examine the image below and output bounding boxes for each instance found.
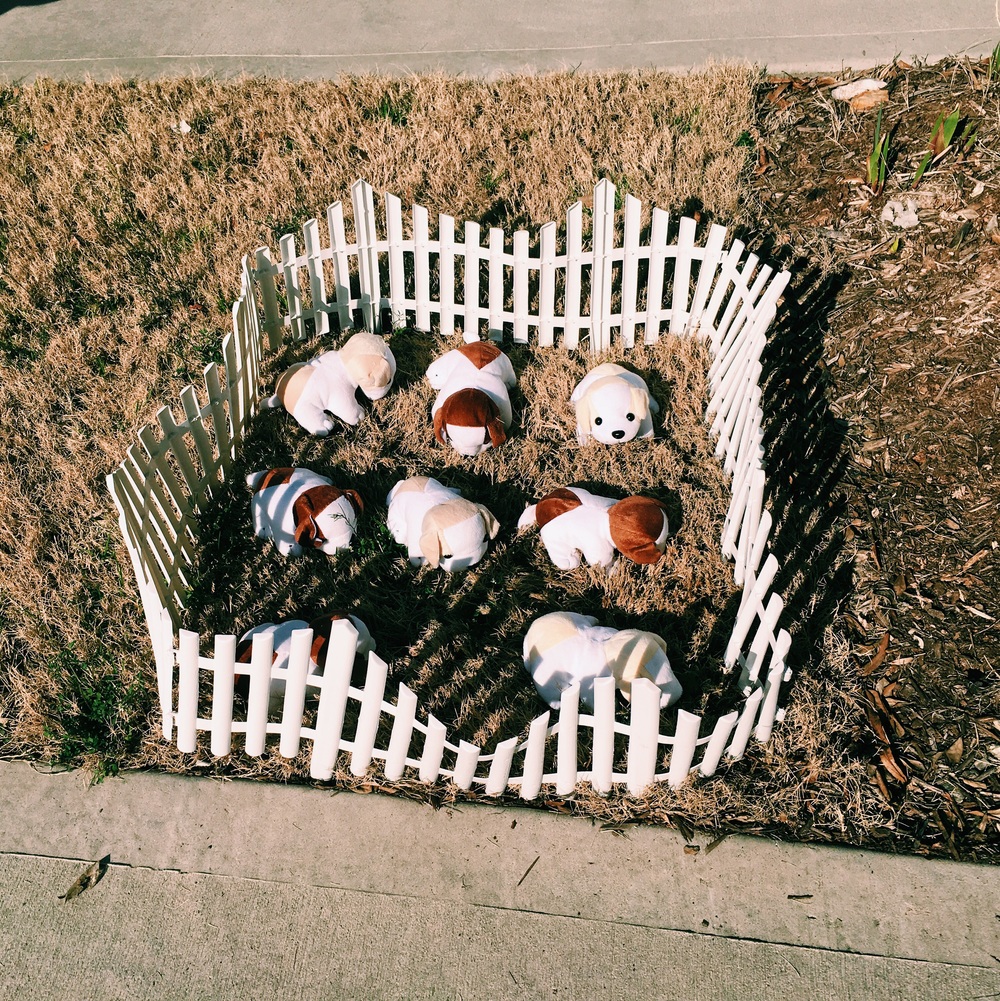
[867,108,890,194]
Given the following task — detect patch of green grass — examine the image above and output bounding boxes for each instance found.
[365,88,414,127]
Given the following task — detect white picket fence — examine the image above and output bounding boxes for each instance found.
[107,179,793,797]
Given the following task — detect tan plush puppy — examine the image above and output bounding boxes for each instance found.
[247,467,363,557]
[264,331,396,435]
[427,341,517,455]
[522,611,682,711]
[571,363,659,444]
[235,611,376,714]
[518,487,669,569]
[386,475,500,572]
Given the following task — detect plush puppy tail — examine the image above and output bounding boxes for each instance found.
[517,504,537,531]
[261,394,282,409]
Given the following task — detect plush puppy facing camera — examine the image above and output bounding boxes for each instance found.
[523,611,682,711]
[427,341,517,456]
[247,467,363,557]
[386,475,500,572]
[263,331,396,436]
[518,487,669,570]
[235,611,376,715]
[571,363,659,444]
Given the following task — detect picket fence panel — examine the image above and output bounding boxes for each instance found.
[107,179,795,799]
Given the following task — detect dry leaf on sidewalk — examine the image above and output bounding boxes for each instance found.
[59,854,110,902]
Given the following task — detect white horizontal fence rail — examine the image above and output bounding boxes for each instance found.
[108,180,794,798]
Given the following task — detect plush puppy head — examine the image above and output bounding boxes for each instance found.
[418,497,500,571]
[292,485,363,555]
[603,629,681,706]
[433,388,507,456]
[575,375,651,444]
[608,496,670,564]
[339,331,396,400]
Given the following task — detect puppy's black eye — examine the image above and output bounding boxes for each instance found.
[626,412,635,422]
[594,417,603,426]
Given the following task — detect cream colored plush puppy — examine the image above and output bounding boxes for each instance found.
[235,611,376,715]
[518,487,669,569]
[264,331,396,435]
[386,475,500,572]
[247,467,363,557]
[427,341,517,456]
[571,363,659,444]
[522,611,682,711]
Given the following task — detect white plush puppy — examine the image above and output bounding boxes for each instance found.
[264,331,396,436]
[427,341,517,456]
[523,611,682,711]
[235,611,376,715]
[571,363,659,444]
[386,475,500,572]
[247,467,363,557]
[518,487,669,570]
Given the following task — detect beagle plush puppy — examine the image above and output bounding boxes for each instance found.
[235,611,376,715]
[426,341,517,456]
[247,467,363,557]
[518,487,669,570]
[264,331,396,436]
[386,475,500,572]
[523,611,682,711]
[571,363,659,444]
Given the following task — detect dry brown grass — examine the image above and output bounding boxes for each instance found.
[0,68,758,772]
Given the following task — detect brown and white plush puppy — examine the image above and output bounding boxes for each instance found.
[386,475,500,572]
[263,331,396,436]
[518,487,669,570]
[571,363,659,444]
[247,467,363,557]
[522,611,682,711]
[235,611,376,714]
[426,341,517,456]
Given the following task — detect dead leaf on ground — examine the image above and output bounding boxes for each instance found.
[945,737,964,764]
[60,854,110,901]
[850,90,889,112]
[861,633,891,676]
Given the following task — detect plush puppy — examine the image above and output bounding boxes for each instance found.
[571,363,659,444]
[263,331,396,435]
[518,487,669,570]
[247,467,363,557]
[523,611,682,711]
[427,341,516,455]
[235,611,376,714]
[386,475,500,572]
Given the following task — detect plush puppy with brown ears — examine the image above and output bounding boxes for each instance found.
[235,611,376,715]
[518,486,669,570]
[263,331,396,436]
[247,467,363,557]
[427,341,517,456]
[571,362,659,444]
[386,475,500,572]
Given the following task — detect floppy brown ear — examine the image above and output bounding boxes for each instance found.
[574,395,593,433]
[433,406,449,446]
[477,505,500,539]
[293,492,319,547]
[486,416,507,449]
[418,527,442,568]
[343,489,364,516]
[630,385,650,422]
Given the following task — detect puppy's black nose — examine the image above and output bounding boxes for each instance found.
[612,429,625,439]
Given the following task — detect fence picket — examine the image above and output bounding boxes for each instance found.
[686,223,728,335]
[308,618,359,779]
[754,630,792,743]
[669,215,697,333]
[702,242,745,348]
[453,741,481,790]
[278,628,313,759]
[303,218,330,336]
[667,710,702,788]
[419,715,447,783]
[643,206,669,342]
[244,630,274,757]
[538,222,556,347]
[350,652,389,776]
[463,220,480,341]
[564,201,584,349]
[591,676,616,794]
[488,227,504,341]
[620,194,642,348]
[156,607,175,739]
[438,213,456,336]
[626,678,660,794]
[176,629,200,754]
[414,203,431,331]
[253,247,283,350]
[326,201,353,331]
[384,683,417,781]
[385,193,406,328]
[590,178,616,352]
[555,684,580,796]
[519,711,550,801]
[727,687,764,760]
[513,229,529,343]
[352,179,381,332]
[699,710,739,777]
[279,233,304,341]
[210,634,237,757]
[485,737,519,796]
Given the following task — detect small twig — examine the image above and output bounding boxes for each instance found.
[516,854,541,888]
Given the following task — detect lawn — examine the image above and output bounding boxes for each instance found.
[1,60,997,861]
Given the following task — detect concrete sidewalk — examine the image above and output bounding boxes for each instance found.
[2,760,999,1000]
[0,0,997,81]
